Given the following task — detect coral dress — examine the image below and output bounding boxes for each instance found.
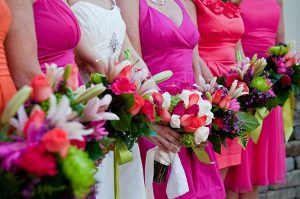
[225,0,286,192]
[138,0,225,198]
[33,0,80,72]
[194,0,244,169]
[0,0,16,114]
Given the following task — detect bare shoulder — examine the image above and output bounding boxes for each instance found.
[66,0,81,6]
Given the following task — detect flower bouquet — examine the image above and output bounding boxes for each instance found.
[84,51,172,199]
[218,55,276,143]
[0,64,116,199]
[265,43,300,140]
[195,76,259,153]
[151,89,214,183]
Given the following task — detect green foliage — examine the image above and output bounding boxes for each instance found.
[111,109,132,132]
[208,135,222,154]
[86,140,104,161]
[251,76,271,92]
[237,112,260,132]
[181,134,195,147]
[292,64,300,88]
[217,77,225,85]
[120,93,134,110]
[239,131,249,149]
[0,170,24,198]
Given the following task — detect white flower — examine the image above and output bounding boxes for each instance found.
[194,126,209,145]
[194,76,217,93]
[228,80,248,99]
[62,122,93,141]
[45,63,64,88]
[197,100,212,117]
[180,90,192,108]
[170,115,181,129]
[81,96,119,122]
[10,105,28,134]
[162,92,171,109]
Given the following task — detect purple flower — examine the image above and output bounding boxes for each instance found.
[89,121,108,141]
[0,142,27,171]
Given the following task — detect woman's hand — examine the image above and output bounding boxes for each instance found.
[197,141,209,150]
[146,124,182,153]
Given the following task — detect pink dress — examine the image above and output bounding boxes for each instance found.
[194,0,244,169]
[34,0,80,72]
[138,0,225,198]
[225,0,286,192]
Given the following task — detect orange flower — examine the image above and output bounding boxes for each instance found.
[129,95,145,116]
[42,128,70,158]
[31,74,52,102]
[212,89,222,104]
[219,95,231,109]
[180,114,207,133]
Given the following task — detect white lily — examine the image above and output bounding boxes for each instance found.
[47,95,93,140]
[197,100,214,125]
[253,58,267,76]
[194,76,217,93]
[228,80,248,99]
[162,92,171,109]
[81,96,119,122]
[45,63,64,88]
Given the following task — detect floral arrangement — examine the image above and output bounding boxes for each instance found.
[195,76,259,153]
[151,89,214,182]
[0,64,116,199]
[265,43,300,107]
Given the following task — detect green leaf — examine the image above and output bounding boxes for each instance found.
[111,110,132,132]
[208,135,221,154]
[86,140,104,161]
[98,137,116,147]
[0,169,24,198]
[216,77,225,85]
[239,131,249,149]
[237,112,260,132]
[120,93,135,110]
[192,147,213,164]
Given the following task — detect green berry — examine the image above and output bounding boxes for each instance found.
[90,73,102,84]
[181,134,195,147]
[251,77,271,92]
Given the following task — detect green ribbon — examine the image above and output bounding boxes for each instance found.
[114,140,133,199]
[192,147,213,164]
[282,92,295,142]
[250,107,270,144]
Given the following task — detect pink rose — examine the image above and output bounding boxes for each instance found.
[31,74,52,102]
[157,108,171,124]
[19,144,57,177]
[66,64,79,90]
[129,95,145,116]
[42,128,70,158]
[111,77,137,95]
[180,114,207,133]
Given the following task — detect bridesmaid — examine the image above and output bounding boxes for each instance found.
[192,0,244,178]
[118,0,225,198]
[225,0,286,198]
[0,0,16,112]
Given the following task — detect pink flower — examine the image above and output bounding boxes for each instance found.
[23,109,46,138]
[90,121,109,141]
[212,89,222,104]
[129,95,145,116]
[188,93,200,108]
[157,108,171,124]
[219,95,231,110]
[66,64,79,90]
[180,114,207,133]
[31,74,53,102]
[19,144,57,177]
[228,99,240,112]
[152,92,163,106]
[42,128,70,158]
[225,74,239,88]
[141,100,155,122]
[186,104,199,116]
[111,77,137,95]
[172,101,185,117]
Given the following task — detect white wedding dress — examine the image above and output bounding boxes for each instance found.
[72,2,146,199]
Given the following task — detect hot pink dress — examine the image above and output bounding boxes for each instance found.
[193,0,244,169]
[34,0,80,72]
[225,0,286,192]
[138,0,225,198]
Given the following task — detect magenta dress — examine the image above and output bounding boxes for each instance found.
[138,0,225,198]
[225,0,286,192]
[34,0,80,72]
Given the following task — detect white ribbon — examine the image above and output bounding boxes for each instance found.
[145,147,189,199]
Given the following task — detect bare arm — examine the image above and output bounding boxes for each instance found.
[185,0,213,81]
[5,0,42,89]
[276,0,285,43]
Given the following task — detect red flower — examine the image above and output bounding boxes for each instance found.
[152,92,163,106]
[212,89,223,104]
[23,109,45,137]
[129,95,145,116]
[141,100,155,122]
[225,74,239,88]
[172,101,186,117]
[117,65,133,79]
[111,77,136,95]
[186,104,200,116]
[237,82,250,93]
[157,108,171,124]
[280,75,292,86]
[19,144,57,177]
[180,115,207,133]
[214,117,224,129]
[31,74,52,102]
[70,139,87,150]
[42,128,70,158]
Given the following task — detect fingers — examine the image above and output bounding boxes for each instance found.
[156,134,179,153]
[146,136,169,152]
